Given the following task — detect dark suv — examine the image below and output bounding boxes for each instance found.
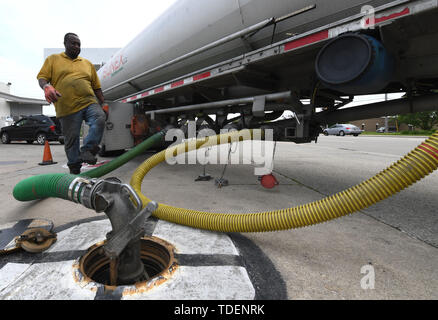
[1,115,64,145]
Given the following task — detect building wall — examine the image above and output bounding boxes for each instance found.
[1,82,47,126]
[0,100,12,128]
[351,118,410,132]
[9,103,42,119]
[0,82,12,127]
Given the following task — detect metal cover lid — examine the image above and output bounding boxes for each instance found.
[0,219,54,254]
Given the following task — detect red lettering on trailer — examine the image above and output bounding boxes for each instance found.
[284,30,329,52]
[171,80,184,88]
[193,72,211,81]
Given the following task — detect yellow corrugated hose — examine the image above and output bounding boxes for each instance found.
[130,129,438,233]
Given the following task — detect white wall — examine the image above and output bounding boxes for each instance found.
[0,82,12,128]
[9,103,42,118]
[0,100,12,128]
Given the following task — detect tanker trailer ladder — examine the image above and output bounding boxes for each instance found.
[117,0,437,105]
[130,129,438,233]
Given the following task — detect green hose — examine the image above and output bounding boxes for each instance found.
[80,131,165,178]
[12,173,77,202]
[13,131,165,202]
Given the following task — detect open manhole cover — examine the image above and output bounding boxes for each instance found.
[75,236,177,294]
[0,217,286,300]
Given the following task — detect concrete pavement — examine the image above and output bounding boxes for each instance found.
[0,135,437,299]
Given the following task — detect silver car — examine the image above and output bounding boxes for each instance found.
[323,124,362,136]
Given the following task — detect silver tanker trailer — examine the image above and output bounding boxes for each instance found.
[96,0,438,153]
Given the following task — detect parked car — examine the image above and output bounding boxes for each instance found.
[49,116,64,144]
[323,124,362,136]
[376,126,397,133]
[0,115,64,145]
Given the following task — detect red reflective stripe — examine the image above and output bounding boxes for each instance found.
[193,72,211,81]
[374,7,410,24]
[141,92,149,97]
[171,80,184,88]
[122,99,127,103]
[284,30,329,52]
[127,95,139,101]
[418,145,438,161]
[154,87,164,93]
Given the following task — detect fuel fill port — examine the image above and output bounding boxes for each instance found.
[74,236,177,295]
[71,178,178,296]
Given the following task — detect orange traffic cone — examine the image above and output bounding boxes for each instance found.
[39,140,58,166]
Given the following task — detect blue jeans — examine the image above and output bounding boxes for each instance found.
[59,103,106,166]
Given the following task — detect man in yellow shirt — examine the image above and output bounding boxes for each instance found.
[37,33,106,174]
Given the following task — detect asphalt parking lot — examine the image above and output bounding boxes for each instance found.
[0,134,437,300]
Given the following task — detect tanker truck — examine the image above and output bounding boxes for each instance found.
[97,0,438,153]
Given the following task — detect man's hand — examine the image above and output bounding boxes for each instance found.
[102,103,109,120]
[43,85,62,103]
[94,88,105,105]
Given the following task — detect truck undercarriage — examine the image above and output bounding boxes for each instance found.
[100,0,438,152]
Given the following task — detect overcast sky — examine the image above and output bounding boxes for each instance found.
[0,0,177,101]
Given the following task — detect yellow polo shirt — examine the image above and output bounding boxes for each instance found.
[37,52,101,118]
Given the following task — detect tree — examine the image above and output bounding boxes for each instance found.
[397,111,438,131]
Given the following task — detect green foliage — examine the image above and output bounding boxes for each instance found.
[361,130,434,136]
[397,111,438,131]
[399,130,435,136]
